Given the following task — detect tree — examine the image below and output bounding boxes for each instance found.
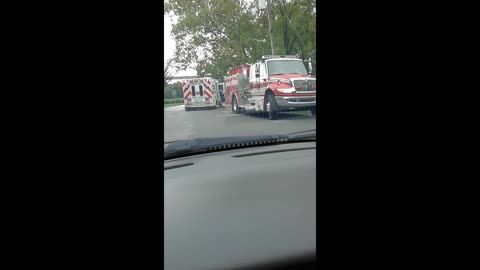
[164,0,316,79]
[164,58,175,86]
[165,0,269,79]
[164,81,183,99]
[271,0,316,73]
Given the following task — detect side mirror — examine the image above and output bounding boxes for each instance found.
[255,73,260,78]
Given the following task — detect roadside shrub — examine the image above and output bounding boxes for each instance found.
[164,98,184,104]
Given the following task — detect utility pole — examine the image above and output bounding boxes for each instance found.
[266,0,274,55]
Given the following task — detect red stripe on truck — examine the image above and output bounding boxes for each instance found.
[203,83,212,98]
[183,84,190,93]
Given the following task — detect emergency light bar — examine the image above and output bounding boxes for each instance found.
[261,55,299,60]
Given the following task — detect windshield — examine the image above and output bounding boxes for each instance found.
[267,60,307,75]
[164,1,316,268]
[164,0,316,143]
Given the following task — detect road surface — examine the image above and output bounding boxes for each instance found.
[165,105,316,142]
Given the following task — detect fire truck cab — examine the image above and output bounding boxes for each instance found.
[224,55,316,119]
[182,77,219,111]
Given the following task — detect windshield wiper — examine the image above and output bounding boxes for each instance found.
[164,130,316,160]
[165,135,287,159]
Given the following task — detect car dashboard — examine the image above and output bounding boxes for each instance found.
[164,141,316,270]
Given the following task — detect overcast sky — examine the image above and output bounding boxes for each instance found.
[164,14,196,77]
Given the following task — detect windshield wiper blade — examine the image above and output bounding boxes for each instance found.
[164,135,290,159]
[164,130,316,159]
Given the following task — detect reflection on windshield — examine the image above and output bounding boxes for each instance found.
[267,60,307,75]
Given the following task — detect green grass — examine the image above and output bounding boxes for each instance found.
[164,98,184,104]
[164,102,184,107]
[164,98,184,107]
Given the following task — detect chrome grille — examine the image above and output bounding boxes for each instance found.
[293,79,316,91]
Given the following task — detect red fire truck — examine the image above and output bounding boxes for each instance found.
[224,55,316,119]
[182,77,220,111]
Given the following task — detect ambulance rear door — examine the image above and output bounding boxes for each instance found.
[189,79,205,106]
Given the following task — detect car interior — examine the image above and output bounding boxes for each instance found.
[164,141,316,270]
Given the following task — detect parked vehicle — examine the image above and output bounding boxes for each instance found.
[182,77,219,111]
[224,55,316,119]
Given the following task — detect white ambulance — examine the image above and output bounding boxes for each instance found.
[182,77,222,111]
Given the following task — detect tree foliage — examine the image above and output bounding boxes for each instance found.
[165,0,316,80]
[164,81,183,99]
[164,58,175,86]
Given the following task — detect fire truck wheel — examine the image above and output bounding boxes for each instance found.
[232,96,240,114]
[266,93,278,120]
[310,107,316,116]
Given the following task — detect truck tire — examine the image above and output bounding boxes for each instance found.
[311,107,316,116]
[232,96,240,114]
[265,93,278,120]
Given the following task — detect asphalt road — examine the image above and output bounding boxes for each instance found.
[165,104,316,142]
